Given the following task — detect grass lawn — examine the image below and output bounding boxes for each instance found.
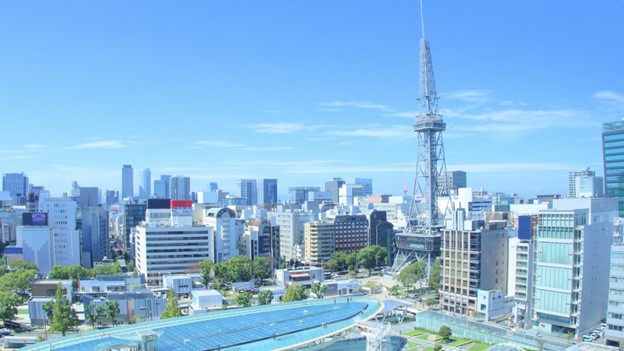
[404,329,426,337]
[417,334,430,340]
[422,347,435,351]
[408,341,419,348]
[448,338,472,347]
[469,342,491,351]
[18,307,28,314]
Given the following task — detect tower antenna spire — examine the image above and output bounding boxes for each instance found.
[419,0,426,39]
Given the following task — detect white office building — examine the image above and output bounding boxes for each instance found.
[269,210,315,262]
[194,207,242,263]
[39,196,80,266]
[16,225,54,274]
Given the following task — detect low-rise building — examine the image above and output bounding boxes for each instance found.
[275,266,324,288]
[189,289,223,313]
[83,290,166,324]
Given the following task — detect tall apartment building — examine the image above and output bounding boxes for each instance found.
[140,169,151,200]
[531,198,617,335]
[304,221,335,265]
[440,210,508,317]
[603,121,624,216]
[237,179,258,206]
[258,179,278,206]
[135,200,213,286]
[194,206,242,263]
[2,172,29,206]
[39,196,80,266]
[121,165,134,200]
[269,210,315,262]
[81,207,109,268]
[169,176,191,200]
[334,215,369,254]
[606,244,624,346]
[568,168,596,197]
[338,184,364,207]
[78,186,99,207]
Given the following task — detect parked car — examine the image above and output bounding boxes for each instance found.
[0,328,10,337]
[582,335,593,342]
[590,333,600,340]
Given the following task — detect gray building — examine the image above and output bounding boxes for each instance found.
[140,168,151,200]
[269,210,315,262]
[325,178,345,204]
[568,168,596,198]
[78,186,99,207]
[81,207,109,268]
[2,172,29,206]
[258,179,278,206]
[288,187,320,204]
[170,176,191,200]
[237,179,258,206]
[121,165,134,200]
[153,175,171,199]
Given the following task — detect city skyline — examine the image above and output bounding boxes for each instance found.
[1,0,622,197]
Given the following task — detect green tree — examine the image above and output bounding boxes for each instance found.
[327,252,347,272]
[236,291,252,307]
[283,285,308,302]
[310,282,328,299]
[96,305,106,322]
[213,262,228,287]
[85,304,99,328]
[252,257,270,281]
[428,258,441,291]
[161,289,182,319]
[198,259,214,288]
[433,343,442,351]
[398,261,426,291]
[9,260,39,271]
[49,283,78,336]
[227,256,252,282]
[105,300,120,326]
[345,252,358,271]
[0,290,23,321]
[0,268,37,292]
[48,265,71,279]
[43,300,54,320]
[257,290,274,305]
[388,285,400,296]
[438,325,452,341]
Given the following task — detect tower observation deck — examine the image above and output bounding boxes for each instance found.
[391,0,451,273]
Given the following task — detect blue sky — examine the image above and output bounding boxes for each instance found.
[1,0,623,198]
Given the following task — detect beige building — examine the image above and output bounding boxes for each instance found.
[304,221,335,265]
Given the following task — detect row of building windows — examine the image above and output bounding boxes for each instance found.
[605,140,624,148]
[604,134,624,141]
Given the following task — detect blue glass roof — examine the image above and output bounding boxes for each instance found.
[24,297,382,351]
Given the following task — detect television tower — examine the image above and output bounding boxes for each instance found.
[392,0,450,273]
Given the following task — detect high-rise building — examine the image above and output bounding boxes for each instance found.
[603,121,624,216]
[121,165,134,200]
[194,206,242,263]
[209,182,219,192]
[153,175,171,199]
[140,169,151,200]
[338,183,364,207]
[288,187,320,204]
[78,187,99,207]
[568,168,596,198]
[324,178,345,203]
[81,207,109,268]
[440,213,508,317]
[258,179,278,206]
[334,215,369,254]
[135,200,213,286]
[354,178,373,196]
[2,172,29,206]
[169,176,191,200]
[269,210,315,262]
[105,190,119,207]
[16,213,53,274]
[530,198,617,335]
[39,196,80,267]
[304,220,335,265]
[606,244,624,346]
[122,203,147,257]
[237,179,258,206]
[240,218,280,263]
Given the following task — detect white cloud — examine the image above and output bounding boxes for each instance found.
[593,90,624,105]
[196,140,243,148]
[241,146,293,151]
[326,125,411,138]
[318,101,394,112]
[444,89,493,103]
[68,140,126,150]
[251,122,321,134]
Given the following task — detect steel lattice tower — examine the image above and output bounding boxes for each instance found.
[391,0,450,273]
